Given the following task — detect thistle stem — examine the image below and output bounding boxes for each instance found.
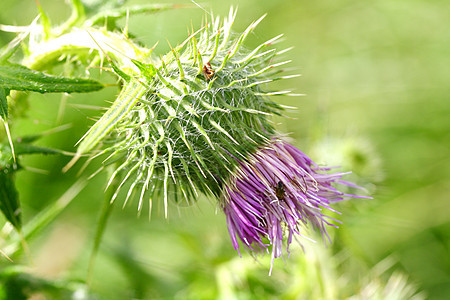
[87,165,120,286]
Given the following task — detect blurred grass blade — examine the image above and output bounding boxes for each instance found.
[86,3,193,27]
[0,62,103,94]
[108,243,155,299]
[60,0,86,32]
[87,166,119,285]
[13,143,67,156]
[35,0,51,40]
[0,266,93,299]
[15,124,73,144]
[4,178,87,256]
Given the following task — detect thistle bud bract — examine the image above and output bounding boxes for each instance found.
[74,10,292,214]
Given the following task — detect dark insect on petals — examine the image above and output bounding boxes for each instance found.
[275,180,285,200]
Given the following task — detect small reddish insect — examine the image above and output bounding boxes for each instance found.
[202,61,215,81]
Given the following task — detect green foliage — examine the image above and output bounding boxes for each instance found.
[0,62,103,94]
[0,267,93,300]
[0,0,447,299]
[0,145,20,230]
[0,88,9,120]
[0,14,102,231]
[4,178,86,257]
[0,136,69,230]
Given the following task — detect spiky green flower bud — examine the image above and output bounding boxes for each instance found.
[68,10,294,215]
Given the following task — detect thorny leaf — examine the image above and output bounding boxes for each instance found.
[0,62,103,94]
[0,137,68,231]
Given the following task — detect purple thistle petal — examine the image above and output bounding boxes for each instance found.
[220,140,367,272]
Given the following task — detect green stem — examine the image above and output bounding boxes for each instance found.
[3,177,87,257]
[87,165,120,286]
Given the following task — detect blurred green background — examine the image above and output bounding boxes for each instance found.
[0,0,449,299]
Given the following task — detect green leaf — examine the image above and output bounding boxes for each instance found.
[0,62,103,94]
[0,171,21,230]
[0,144,13,169]
[0,137,69,231]
[0,138,69,163]
[0,89,15,171]
[0,88,9,119]
[0,143,20,229]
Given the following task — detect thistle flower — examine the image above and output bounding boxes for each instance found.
[18,4,369,274]
[221,140,365,274]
